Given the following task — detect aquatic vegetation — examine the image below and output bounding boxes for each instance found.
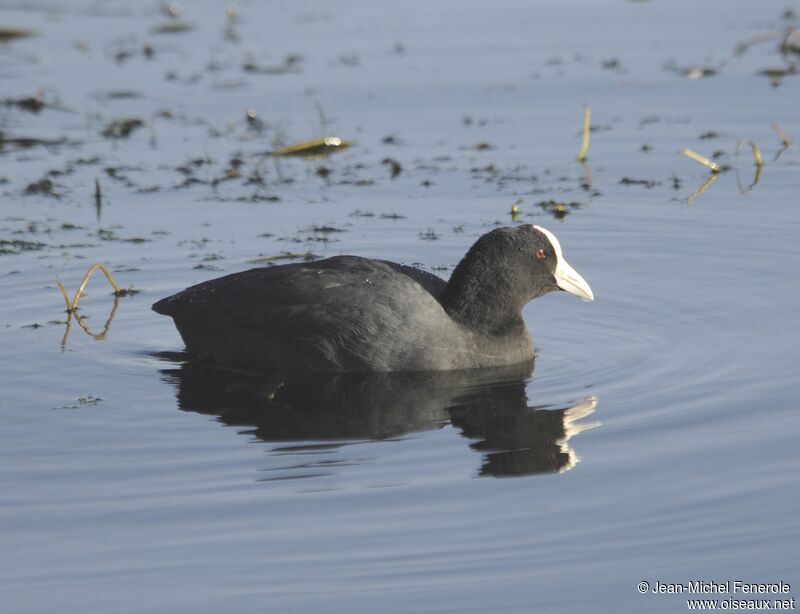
[101,118,144,140]
[0,132,68,152]
[681,148,722,173]
[577,105,591,162]
[54,396,103,410]
[271,137,353,158]
[242,54,303,75]
[2,93,45,113]
[248,251,319,264]
[0,239,47,255]
[24,179,60,197]
[56,263,124,313]
[619,177,660,188]
[734,140,763,167]
[686,173,719,204]
[772,122,792,146]
[537,200,583,220]
[151,20,195,34]
[0,27,35,42]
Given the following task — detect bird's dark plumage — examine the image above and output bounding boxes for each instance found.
[153,225,593,372]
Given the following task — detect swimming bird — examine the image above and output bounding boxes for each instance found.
[153,225,593,372]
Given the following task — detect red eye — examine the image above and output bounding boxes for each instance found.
[536,249,546,260]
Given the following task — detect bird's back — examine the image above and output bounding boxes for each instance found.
[153,256,454,371]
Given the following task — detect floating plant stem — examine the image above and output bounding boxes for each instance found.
[578,106,591,162]
[734,140,764,193]
[61,296,121,349]
[771,123,791,146]
[94,178,102,221]
[734,140,763,167]
[57,263,123,313]
[681,148,721,173]
[56,277,72,311]
[271,137,352,159]
[686,173,719,204]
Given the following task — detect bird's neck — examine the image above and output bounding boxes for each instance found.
[442,255,526,333]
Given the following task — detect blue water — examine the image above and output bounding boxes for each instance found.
[1,1,798,612]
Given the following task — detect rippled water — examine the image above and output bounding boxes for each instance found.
[2,1,799,612]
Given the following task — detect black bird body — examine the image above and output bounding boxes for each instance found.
[153,225,593,372]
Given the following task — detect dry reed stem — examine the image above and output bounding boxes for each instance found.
[686,173,719,204]
[681,148,721,173]
[771,123,791,146]
[578,106,591,162]
[734,140,763,167]
[57,263,122,313]
[272,137,352,158]
[60,296,121,349]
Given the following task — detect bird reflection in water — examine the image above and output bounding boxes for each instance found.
[158,356,599,479]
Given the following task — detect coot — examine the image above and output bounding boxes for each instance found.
[153,225,593,372]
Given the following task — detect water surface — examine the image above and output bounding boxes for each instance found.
[1,1,798,612]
